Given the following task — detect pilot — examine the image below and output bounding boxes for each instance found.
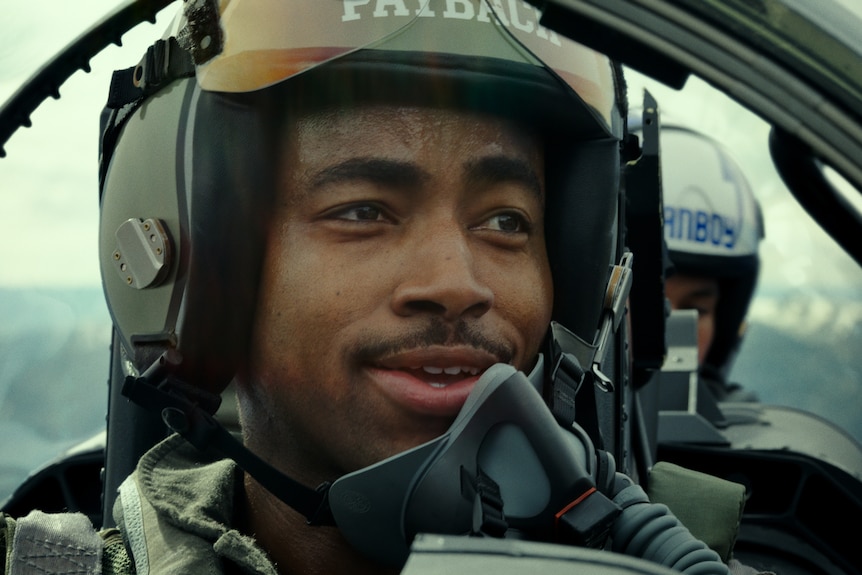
[0,1,766,574]
[660,125,764,401]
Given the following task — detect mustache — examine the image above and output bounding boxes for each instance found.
[352,318,513,365]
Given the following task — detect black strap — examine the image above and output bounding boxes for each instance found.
[466,467,507,538]
[123,355,334,526]
[575,372,605,452]
[549,352,583,425]
[106,37,196,110]
[163,404,334,525]
[100,36,196,193]
[545,322,605,450]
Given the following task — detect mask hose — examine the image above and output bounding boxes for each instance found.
[609,475,730,575]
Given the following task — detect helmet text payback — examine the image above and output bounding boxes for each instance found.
[341,0,563,47]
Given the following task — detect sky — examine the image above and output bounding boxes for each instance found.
[1,0,862,296]
[0,0,169,287]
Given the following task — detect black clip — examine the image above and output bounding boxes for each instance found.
[106,37,195,110]
[555,478,622,548]
[136,37,196,96]
[465,466,507,538]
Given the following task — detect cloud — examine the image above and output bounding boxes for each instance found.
[626,70,862,292]
[1,1,168,286]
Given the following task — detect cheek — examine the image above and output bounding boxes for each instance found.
[521,265,553,324]
[534,265,555,340]
[496,255,553,356]
[248,232,327,369]
[696,314,716,363]
[532,244,555,323]
[254,229,393,356]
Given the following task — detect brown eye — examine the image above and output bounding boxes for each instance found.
[482,212,528,234]
[334,204,387,222]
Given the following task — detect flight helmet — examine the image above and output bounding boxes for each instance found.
[98,0,629,398]
[659,125,764,376]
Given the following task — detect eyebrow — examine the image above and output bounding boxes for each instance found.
[306,154,543,200]
[308,158,430,191]
[677,283,721,299]
[464,155,544,202]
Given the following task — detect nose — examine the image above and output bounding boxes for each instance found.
[390,231,494,321]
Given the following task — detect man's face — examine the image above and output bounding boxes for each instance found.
[665,273,720,365]
[239,105,553,485]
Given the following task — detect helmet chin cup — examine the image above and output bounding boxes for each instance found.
[328,363,606,566]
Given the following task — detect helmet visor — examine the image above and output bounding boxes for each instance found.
[188,0,616,132]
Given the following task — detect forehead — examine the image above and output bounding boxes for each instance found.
[287,105,543,166]
[666,273,720,295]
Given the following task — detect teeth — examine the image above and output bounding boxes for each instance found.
[420,366,481,376]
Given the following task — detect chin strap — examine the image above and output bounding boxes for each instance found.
[122,351,335,526]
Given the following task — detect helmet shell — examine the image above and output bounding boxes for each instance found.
[659,125,764,373]
[661,126,762,268]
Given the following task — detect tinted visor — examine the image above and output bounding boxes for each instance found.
[187,0,616,134]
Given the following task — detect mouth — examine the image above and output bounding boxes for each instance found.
[366,347,504,417]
